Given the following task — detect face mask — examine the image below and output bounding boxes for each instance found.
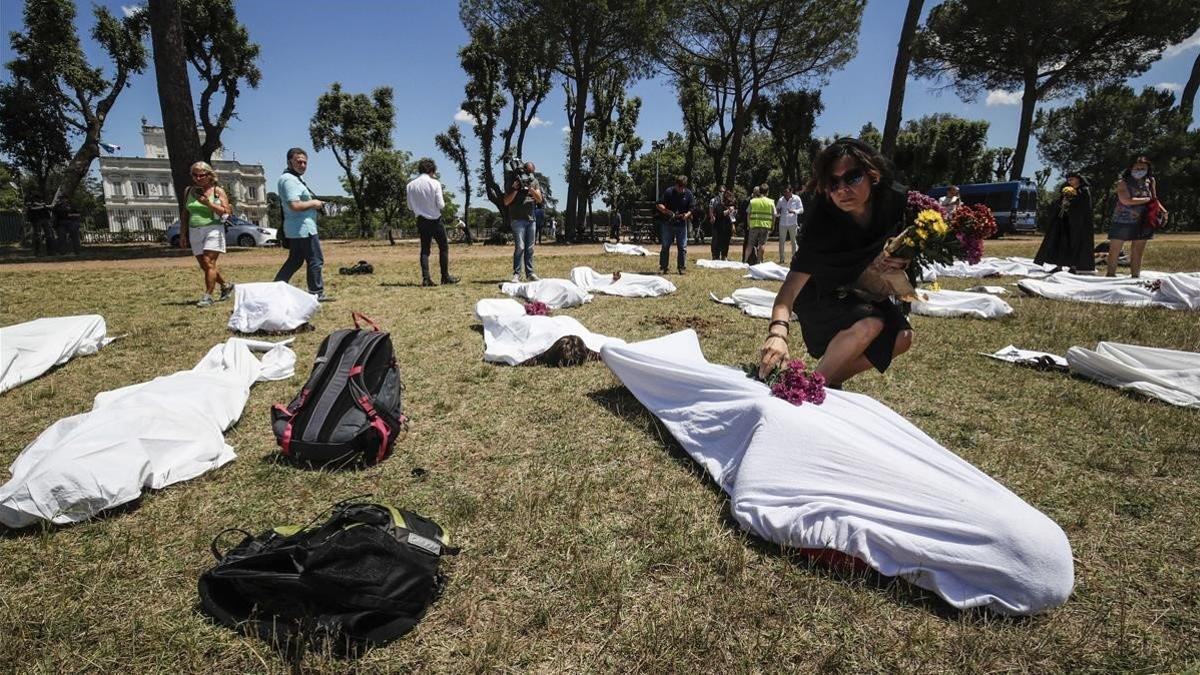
[1131,169,1147,179]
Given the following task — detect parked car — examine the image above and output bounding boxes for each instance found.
[165,216,277,248]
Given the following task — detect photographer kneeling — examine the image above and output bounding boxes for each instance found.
[503,159,544,283]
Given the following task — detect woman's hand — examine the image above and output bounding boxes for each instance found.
[882,255,910,270]
[758,334,789,379]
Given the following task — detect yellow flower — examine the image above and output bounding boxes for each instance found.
[1062,186,1077,197]
[928,281,942,292]
[916,209,949,237]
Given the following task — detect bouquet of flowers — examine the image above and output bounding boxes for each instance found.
[1059,185,1078,216]
[744,360,826,406]
[854,191,952,302]
[524,301,551,316]
[947,203,998,265]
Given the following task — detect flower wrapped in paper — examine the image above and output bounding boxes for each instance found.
[854,203,952,302]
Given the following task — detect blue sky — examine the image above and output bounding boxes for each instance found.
[2,0,1197,209]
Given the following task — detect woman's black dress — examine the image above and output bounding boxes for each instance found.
[1034,189,1094,271]
[789,185,911,373]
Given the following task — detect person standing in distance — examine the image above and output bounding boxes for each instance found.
[503,161,544,283]
[776,184,803,263]
[407,158,459,286]
[274,148,330,301]
[656,175,695,274]
[746,185,775,265]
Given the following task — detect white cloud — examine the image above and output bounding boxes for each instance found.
[561,126,571,133]
[121,4,144,17]
[453,109,478,126]
[1155,82,1184,92]
[528,116,552,128]
[986,89,1023,106]
[1163,29,1200,58]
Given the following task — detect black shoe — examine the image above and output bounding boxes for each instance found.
[677,268,686,275]
[659,268,669,275]
[421,278,436,287]
[441,276,460,285]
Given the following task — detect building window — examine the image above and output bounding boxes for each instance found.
[140,211,152,231]
[136,181,148,197]
[247,186,258,200]
[111,181,123,197]
[160,182,171,196]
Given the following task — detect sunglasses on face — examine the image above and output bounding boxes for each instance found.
[828,167,867,192]
[192,172,210,178]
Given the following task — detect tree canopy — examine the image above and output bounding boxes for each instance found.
[310,83,395,237]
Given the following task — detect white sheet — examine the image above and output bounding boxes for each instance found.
[474,299,623,365]
[964,285,1009,295]
[697,259,750,270]
[911,289,1014,319]
[925,257,1055,279]
[227,281,320,333]
[982,345,1069,370]
[1,315,115,394]
[601,331,1074,615]
[1017,272,1200,311]
[500,279,593,309]
[710,287,793,320]
[1066,342,1200,408]
[0,338,296,528]
[569,266,676,298]
[744,261,789,281]
[603,242,650,256]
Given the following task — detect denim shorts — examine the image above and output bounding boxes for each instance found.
[1107,219,1154,241]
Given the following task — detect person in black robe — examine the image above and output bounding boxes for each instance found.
[758,138,913,388]
[1034,172,1094,273]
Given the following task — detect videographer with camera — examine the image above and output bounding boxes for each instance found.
[273,148,330,301]
[655,175,695,274]
[503,158,544,283]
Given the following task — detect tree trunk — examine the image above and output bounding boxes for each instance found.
[564,72,590,241]
[1180,52,1200,121]
[1010,73,1039,181]
[881,0,924,159]
[53,137,99,207]
[724,96,753,189]
[148,0,202,213]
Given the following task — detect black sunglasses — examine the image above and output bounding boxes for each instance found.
[828,167,867,192]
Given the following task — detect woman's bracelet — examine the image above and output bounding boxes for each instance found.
[768,320,789,333]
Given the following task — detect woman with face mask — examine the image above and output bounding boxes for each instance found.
[1107,156,1156,278]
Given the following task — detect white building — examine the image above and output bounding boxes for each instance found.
[99,121,269,232]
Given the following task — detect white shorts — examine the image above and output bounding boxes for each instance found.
[189,224,226,256]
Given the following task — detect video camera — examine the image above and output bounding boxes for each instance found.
[504,155,538,190]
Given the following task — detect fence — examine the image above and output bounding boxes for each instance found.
[0,212,23,243]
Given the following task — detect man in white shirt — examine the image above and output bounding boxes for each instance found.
[775,184,804,263]
[406,158,459,286]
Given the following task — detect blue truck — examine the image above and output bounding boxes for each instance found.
[926,179,1039,235]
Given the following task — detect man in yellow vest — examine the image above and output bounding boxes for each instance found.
[745,185,775,265]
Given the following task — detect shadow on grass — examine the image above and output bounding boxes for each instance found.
[585,383,1034,623]
[0,499,146,539]
[0,243,189,265]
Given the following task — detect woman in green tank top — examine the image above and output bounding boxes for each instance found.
[181,161,234,306]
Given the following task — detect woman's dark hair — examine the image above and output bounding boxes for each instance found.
[418,158,437,174]
[1121,155,1153,180]
[286,147,308,162]
[811,138,891,194]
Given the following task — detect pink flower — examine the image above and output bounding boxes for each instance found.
[524,301,551,316]
[769,360,826,406]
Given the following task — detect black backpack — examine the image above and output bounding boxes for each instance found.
[198,499,458,655]
[272,313,405,468]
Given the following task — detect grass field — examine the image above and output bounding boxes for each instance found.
[1,234,1198,673]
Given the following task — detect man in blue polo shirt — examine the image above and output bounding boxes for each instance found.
[273,147,330,301]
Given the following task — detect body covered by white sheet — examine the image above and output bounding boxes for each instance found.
[569,266,676,298]
[0,338,296,528]
[697,259,750,270]
[911,289,1014,319]
[925,257,1054,279]
[745,261,789,281]
[0,315,115,394]
[500,278,593,309]
[1066,342,1200,408]
[710,287,794,320]
[603,242,650,256]
[474,299,623,365]
[227,281,320,333]
[1017,272,1200,311]
[600,330,1074,615]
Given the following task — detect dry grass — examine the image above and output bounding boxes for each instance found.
[1,234,1199,673]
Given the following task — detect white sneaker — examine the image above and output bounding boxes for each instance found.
[196,294,213,307]
[512,274,521,283]
[527,273,540,281]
